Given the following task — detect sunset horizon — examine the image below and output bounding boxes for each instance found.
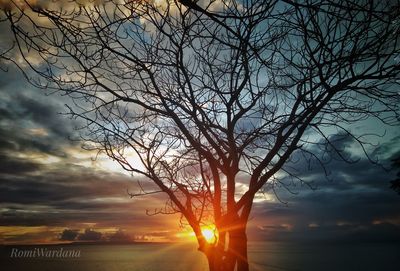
[1,0,399,270]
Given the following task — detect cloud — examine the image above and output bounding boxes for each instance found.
[59,229,79,241]
[0,153,41,174]
[252,221,400,243]
[0,163,171,228]
[1,50,400,246]
[245,132,400,243]
[0,67,177,241]
[77,228,103,241]
[59,228,135,243]
[108,229,132,242]
[0,83,174,230]
[0,69,80,160]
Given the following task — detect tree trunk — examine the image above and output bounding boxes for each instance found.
[206,249,216,271]
[228,227,249,271]
[201,228,249,271]
[203,245,224,271]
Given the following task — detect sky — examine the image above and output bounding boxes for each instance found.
[0,1,400,246]
[0,62,399,244]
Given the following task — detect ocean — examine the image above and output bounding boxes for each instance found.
[1,241,398,271]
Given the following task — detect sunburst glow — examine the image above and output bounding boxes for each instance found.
[201,225,218,244]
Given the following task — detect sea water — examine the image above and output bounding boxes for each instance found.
[1,241,398,271]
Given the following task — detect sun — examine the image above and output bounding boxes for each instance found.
[201,225,218,244]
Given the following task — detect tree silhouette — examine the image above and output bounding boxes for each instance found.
[1,1,399,270]
[390,156,400,195]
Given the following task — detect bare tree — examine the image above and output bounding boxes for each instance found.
[1,0,399,270]
[390,156,400,194]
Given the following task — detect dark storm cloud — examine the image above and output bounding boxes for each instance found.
[58,228,134,242]
[0,153,41,174]
[249,133,400,243]
[0,230,54,244]
[0,163,169,228]
[0,68,171,234]
[77,228,103,241]
[108,229,132,242]
[1,207,142,227]
[0,80,169,230]
[0,98,72,157]
[276,132,400,195]
[0,68,160,227]
[0,164,132,204]
[252,222,400,243]
[0,66,81,160]
[1,63,399,244]
[59,229,79,241]
[16,94,74,138]
[272,188,399,231]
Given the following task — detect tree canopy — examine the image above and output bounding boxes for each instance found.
[1,1,399,270]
